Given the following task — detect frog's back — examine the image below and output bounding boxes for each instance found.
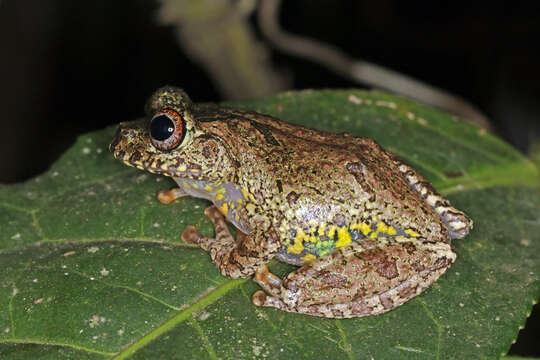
[193,104,461,266]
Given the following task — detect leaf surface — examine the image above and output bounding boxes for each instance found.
[1,90,539,359]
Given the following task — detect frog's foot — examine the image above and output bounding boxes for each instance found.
[253,264,282,297]
[252,240,455,318]
[181,206,231,249]
[182,206,281,279]
[391,156,473,239]
[157,188,188,204]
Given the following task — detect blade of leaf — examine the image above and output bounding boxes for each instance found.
[0,89,539,359]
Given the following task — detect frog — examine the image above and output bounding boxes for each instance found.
[109,86,473,318]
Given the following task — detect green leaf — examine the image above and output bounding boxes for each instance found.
[1,89,539,359]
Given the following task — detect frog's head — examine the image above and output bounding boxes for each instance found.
[110,86,235,183]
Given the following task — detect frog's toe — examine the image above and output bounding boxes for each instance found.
[252,290,288,311]
[252,290,267,306]
[443,210,473,239]
[157,188,187,204]
[181,225,203,244]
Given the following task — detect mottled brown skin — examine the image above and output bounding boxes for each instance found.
[110,86,473,318]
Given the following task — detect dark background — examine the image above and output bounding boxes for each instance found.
[0,0,539,356]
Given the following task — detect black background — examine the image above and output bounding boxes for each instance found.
[0,0,539,355]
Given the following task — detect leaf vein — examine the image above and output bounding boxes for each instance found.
[71,270,181,311]
[189,317,218,360]
[416,298,442,360]
[112,278,246,360]
[0,338,115,357]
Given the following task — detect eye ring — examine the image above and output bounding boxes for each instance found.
[149,109,186,151]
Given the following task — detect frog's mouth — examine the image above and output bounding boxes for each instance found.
[110,120,188,178]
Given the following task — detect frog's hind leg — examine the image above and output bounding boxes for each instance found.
[252,240,455,318]
[182,206,281,278]
[390,155,473,239]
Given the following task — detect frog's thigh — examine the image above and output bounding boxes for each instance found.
[253,240,455,318]
[183,206,281,279]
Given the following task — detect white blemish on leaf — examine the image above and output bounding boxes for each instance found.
[34,298,43,305]
[32,278,38,283]
[12,287,18,296]
[87,315,106,328]
[117,329,125,336]
[417,117,427,126]
[100,268,110,276]
[198,310,211,321]
[4,328,10,334]
[520,239,530,246]
[63,251,76,257]
[347,95,362,104]
[82,147,91,155]
[88,246,99,253]
[11,233,21,240]
[375,100,397,109]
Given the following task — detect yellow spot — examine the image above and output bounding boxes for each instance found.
[369,231,378,239]
[405,229,420,237]
[219,203,229,216]
[287,234,305,254]
[362,223,371,236]
[215,193,224,201]
[246,203,256,214]
[351,222,371,236]
[216,187,226,194]
[191,183,199,189]
[376,222,388,233]
[178,164,187,172]
[387,226,397,235]
[230,202,235,209]
[236,199,243,204]
[327,225,337,239]
[336,227,351,248]
[182,182,191,189]
[317,224,326,237]
[301,253,317,263]
[204,185,214,192]
[241,188,249,199]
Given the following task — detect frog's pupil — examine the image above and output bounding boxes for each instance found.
[150,115,175,141]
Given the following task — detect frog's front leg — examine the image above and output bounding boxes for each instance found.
[182,206,281,278]
[252,240,455,318]
[157,187,188,204]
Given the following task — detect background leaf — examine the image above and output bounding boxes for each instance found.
[1,90,539,359]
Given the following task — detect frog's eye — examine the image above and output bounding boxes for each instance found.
[149,109,186,151]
